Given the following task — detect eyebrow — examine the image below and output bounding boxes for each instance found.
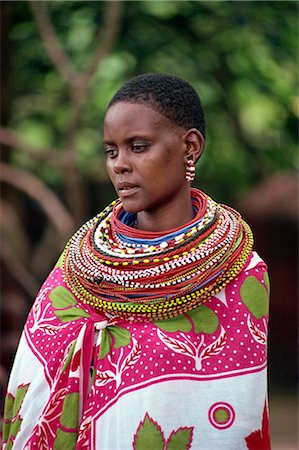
[103,139,115,146]
[103,135,152,145]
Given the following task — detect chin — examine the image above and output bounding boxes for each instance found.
[120,198,142,214]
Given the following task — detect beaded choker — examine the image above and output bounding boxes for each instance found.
[62,189,253,322]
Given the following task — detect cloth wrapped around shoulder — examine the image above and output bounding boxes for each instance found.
[3,189,271,450]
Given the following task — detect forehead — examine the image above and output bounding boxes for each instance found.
[104,102,177,138]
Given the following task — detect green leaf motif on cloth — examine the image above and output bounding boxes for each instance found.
[5,418,23,450]
[53,392,79,449]
[167,428,194,450]
[3,394,14,437]
[62,340,77,372]
[133,413,193,450]
[12,384,29,418]
[3,384,30,445]
[133,414,165,450]
[99,328,112,359]
[187,305,219,334]
[110,325,131,348]
[49,286,90,322]
[154,305,218,335]
[55,307,90,322]
[263,271,270,294]
[154,315,192,332]
[54,428,78,450]
[60,392,79,429]
[99,326,131,360]
[240,275,269,318]
[49,286,77,308]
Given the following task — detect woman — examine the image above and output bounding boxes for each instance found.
[3,74,270,449]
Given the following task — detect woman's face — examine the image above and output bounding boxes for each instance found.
[103,102,190,218]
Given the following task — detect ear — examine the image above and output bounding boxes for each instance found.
[183,128,205,163]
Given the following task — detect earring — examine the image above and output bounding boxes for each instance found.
[185,158,196,182]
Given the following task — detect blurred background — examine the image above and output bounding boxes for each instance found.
[0,1,298,448]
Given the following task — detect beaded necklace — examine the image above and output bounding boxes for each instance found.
[62,189,253,322]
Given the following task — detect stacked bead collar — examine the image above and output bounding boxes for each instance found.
[62,189,253,322]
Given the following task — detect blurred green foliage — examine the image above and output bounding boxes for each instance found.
[4,0,298,203]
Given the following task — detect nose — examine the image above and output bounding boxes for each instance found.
[113,150,132,174]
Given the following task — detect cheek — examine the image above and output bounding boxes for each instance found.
[146,150,182,173]
[159,154,185,178]
[105,161,115,181]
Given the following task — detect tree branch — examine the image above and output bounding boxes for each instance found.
[86,1,123,82]
[26,1,123,225]
[61,2,123,224]
[28,0,81,86]
[28,1,123,102]
[0,163,75,239]
[0,126,65,166]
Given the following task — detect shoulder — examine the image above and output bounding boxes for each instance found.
[215,251,270,321]
[227,251,269,298]
[239,251,270,299]
[244,251,268,273]
[25,262,92,340]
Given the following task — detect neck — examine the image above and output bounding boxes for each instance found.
[135,192,195,233]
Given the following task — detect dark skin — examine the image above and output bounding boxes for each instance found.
[103,102,204,232]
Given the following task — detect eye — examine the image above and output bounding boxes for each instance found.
[104,146,118,158]
[131,142,149,152]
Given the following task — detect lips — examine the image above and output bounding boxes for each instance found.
[117,182,139,197]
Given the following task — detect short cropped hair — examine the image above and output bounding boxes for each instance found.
[108,73,205,138]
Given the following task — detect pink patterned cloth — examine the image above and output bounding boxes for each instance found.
[3,251,270,449]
